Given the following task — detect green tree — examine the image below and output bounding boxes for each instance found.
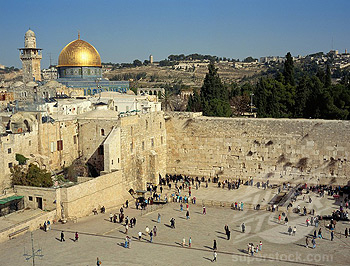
[283,52,295,86]
[325,64,332,88]
[133,59,142,67]
[199,63,231,117]
[11,163,53,187]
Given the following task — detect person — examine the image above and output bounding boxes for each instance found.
[125,224,129,234]
[47,220,51,230]
[60,231,65,242]
[313,230,317,238]
[278,214,281,223]
[312,237,316,249]
[150,230,153,243]
[127,236,131,248]
[93,208,98,215]
[305,236,309,248]
[138,231,142,240]
[288,226,292,235]
[97,257,102,266]
[189,237,192,247]
[331,231,334,241]
[145,226,150,234]
[182,237,186,247]
[345,228,348,238]
[212,251,217,262]
[186,210,190,220]
[259,241,262,251]
[153,226,157,237]
[44,221,47,232]
[213,240,217,251]
[203,206,206,215]
[285,216,289,226]
[125,200,129,208]
[75,232,79,242]
[124,236,129,248]
[292,226,297,236]
[318,228,323,239]
[241,223,246,233]
[101,206,105,213]
[158,213,161,223]
[227,229,231,240]
[109,213,113,222]
[180,203,183,211]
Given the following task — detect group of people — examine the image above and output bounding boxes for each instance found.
[247,241,262,256]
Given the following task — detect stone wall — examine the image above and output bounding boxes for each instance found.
[0,210,56,244]
[120,111,167,188]
[14,185,56,211]
[38,119,79,171]
[58,171,132,219]
[166,112,350,185]
[0,131,39,190]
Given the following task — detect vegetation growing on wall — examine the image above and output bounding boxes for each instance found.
[11,163,53,188]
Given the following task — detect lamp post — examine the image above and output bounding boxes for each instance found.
[250,93,254,114]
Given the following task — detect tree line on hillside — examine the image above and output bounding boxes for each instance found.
[187,52,350,120]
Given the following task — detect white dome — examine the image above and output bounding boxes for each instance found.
[25,29,35,37]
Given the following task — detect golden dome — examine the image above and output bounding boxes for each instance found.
[58,38,101,67]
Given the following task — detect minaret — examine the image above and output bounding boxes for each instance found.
[19,29,42,83]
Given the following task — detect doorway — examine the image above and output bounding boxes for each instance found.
[36,197,43,210]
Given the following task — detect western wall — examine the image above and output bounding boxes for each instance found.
[165,112,350,186]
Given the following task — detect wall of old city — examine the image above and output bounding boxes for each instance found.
[38,118,79,171]
[166,112,350,185]
[120,111,167,189]
[57,170,132,219]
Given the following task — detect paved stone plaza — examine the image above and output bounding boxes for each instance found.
[0,185,349,265]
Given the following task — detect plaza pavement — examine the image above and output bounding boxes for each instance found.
[0,184,349,265]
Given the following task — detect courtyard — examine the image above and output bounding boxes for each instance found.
[0,184,349,265]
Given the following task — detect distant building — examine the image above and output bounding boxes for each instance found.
[149,55,154,64]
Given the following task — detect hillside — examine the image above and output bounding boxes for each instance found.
[103,62,267,89]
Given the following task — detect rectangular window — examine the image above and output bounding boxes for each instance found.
[8,162,13,168]
[160,122,162,129]
[98,145,104,155]
[161,136,164,145]
[28,196,33,201]
[57,140,63,151]
[8,148,11,154]
[73,135,77,144]
[142,141,145,151]
[130,142,133,153]
[29,140,31,146]
[151,138,154,147]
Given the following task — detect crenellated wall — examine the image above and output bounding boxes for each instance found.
[165,112,350,185]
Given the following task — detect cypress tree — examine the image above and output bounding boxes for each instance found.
[283,52,295,86]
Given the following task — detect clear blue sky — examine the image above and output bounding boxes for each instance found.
[1,0,350,68]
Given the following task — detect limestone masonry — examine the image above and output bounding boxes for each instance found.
[166,112,350,186]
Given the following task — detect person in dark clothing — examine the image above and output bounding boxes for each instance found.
[60,231,65,242]
[213,239,217,251]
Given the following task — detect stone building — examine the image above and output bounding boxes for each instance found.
[19,29,42,83]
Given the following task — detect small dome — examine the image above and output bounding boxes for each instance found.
[46,80,61,88]
[25,29,35,37]
[126,90,135,95]
[13,81,24,87]
[26,81,38,87]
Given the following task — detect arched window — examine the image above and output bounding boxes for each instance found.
[101,128,105,136]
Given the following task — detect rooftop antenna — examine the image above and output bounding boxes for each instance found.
[23,232,44,266]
